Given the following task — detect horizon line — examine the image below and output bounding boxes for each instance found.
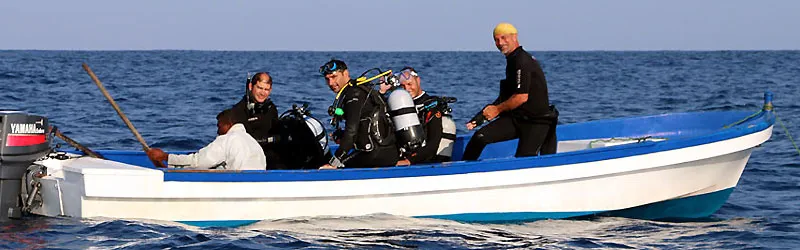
[2,49,799,53]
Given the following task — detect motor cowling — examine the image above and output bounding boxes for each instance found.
[0,111,51,220]
[387,89,425,155]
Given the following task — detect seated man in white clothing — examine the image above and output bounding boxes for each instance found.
[146,109,267,170]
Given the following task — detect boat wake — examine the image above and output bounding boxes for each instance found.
[2,214,767,249]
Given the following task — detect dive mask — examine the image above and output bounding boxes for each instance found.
[396,67,419,82]
[320,59,347,76]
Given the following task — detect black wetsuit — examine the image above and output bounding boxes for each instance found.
[462,46,557,160]
[232,96,284,169]
[406,93,451,164]
[332,81,399,168]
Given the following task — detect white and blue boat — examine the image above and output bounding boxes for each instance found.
[27,93,775,227]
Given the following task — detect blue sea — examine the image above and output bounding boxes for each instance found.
[1,50,799,249]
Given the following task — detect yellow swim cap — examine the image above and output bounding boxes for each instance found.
[493,22,518,36]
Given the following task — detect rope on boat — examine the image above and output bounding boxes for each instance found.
[775,111,800,159]
[720,107,799,158]
[722,110,763,129]
[588,136,665,149]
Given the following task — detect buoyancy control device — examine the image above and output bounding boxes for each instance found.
[0,111,51,220]
[328,68,397,152]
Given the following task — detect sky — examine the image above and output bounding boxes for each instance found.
[1,0,798,51]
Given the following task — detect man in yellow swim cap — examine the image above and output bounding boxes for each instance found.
[492,22,520,55]
[462,22,558,160]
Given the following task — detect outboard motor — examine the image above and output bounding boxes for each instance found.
[0,111,50,220]
[273,103,330,169]
[387,89,425,155]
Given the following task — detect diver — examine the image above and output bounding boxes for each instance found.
[392,67,457,165]
[231,72,283,169]
[318,59,399,169]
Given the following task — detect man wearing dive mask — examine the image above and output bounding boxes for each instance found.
[231,72,283,169]
[462,23,558,160]
[394,67,457,166]
[319,59,399,169]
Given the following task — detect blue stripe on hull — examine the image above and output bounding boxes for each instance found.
[419,188,735,223]
[605,187,735,221]
[417,211,600,223]
[178,220,260,228]
[175,188,735,227]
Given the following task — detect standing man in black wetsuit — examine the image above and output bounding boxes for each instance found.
[231,72,283,169]
[318,59,399,169]
[462,23,558,161]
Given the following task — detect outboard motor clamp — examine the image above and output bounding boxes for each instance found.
[0,111,51,220]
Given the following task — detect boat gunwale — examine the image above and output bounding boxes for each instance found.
[67,110,775,182]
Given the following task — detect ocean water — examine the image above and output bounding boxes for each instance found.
[1,50,799,249]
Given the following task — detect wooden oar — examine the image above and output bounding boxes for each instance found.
[82,63,166,168]
[49,125,104,159]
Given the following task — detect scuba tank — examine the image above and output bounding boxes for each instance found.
[418,96,458,159]
[273,103,330,169]
[437,114,456,158]
[387,88,425,155]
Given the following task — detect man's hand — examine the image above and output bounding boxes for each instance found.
[482,105,501,121]
[379,82,392,94]
[146,148,168,167]
[330,129,344,144]
[466,121,477,130]
[319,164,337,170]
[396,159,411,166]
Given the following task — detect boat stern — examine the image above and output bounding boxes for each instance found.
[32,156,164,218]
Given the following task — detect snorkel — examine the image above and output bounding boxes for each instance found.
[246,72,255,113]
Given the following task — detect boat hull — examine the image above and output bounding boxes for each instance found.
[31,123,769,227]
